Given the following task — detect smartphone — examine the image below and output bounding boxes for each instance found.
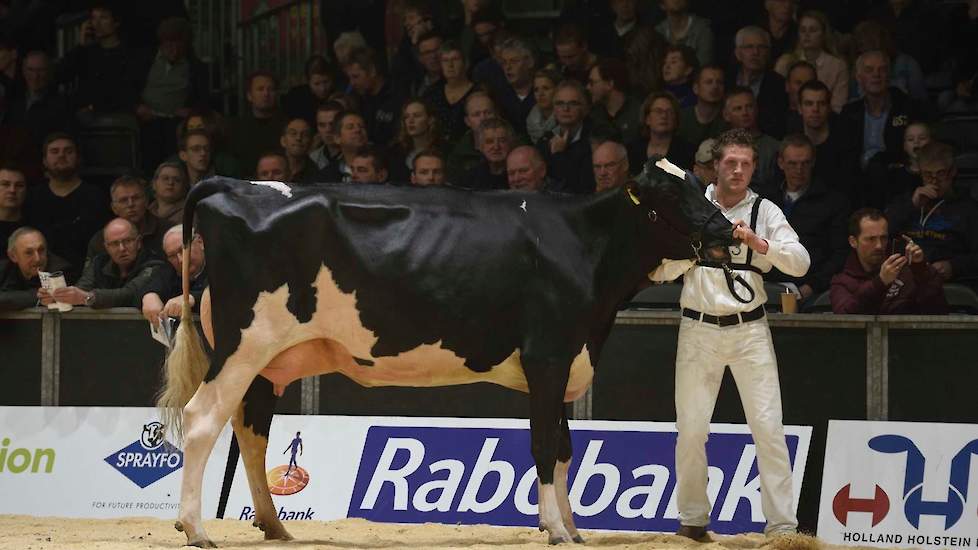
[890,236,908,257]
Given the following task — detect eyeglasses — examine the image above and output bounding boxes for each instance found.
[921,168,951,181]
[105,237,138,250]
[554,100,583,109]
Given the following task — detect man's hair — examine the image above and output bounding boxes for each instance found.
[798,79,831,103]
[735,25,771,47]
[509,145,545,169]
[316,100,346,118]
[0,162,26,179]
[855,49,891,73]
[109,175,147,198]
[179,129,210,152]
[7,226,43,254]
[664,44,699,73]
[255,151,288,177]
[692,64,724,85]
[554,22,586,47]
[412,149,444,171]
[723,85,755,108]
[475,117,514,148]
[497,36,535,66]
[786,59,817,80]
[778,133,815,157]
[245,69,278,90]
[343,47,381,74]
[464,90,494,116]
[917,141,954,167]
[153,161,188,184]
[534,67,561,86]
[414,30,443,53]
[333,110,366,137]
[712,128,757,162]
[593,140,627,162]
[157,17,191,44]
[848,208,887,238]
[640,91,680,137]
[42,132,77,155]
[353,145,388,173]
[593,58,630,93]
[438,39,465,59]
[304,54,334,78]
[281,116,312,137]
[555,79,590,107]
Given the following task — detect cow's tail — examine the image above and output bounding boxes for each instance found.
[158,177,232,442]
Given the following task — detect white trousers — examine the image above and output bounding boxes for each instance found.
[674,316,797,534]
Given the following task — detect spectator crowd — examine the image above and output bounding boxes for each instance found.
[1,0,977,319]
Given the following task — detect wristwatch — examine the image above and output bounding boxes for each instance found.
[84,292,95,307]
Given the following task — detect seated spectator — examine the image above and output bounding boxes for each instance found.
[344,48,405,146]
[791,80,860,203]
[507,146,550,191]
[282,55,337,122]
[25,133,110,278]
[526,69,559,144]
[149,161,188,225]
[459,3,498,69]
[774,10,848,112]
[553,23,599,84]
[255,151,289,181]
[279,117,317,184]
[721,87,780,189]
[590,0,647,59]
[177,129,216,186]
[141,224,206,324]
[655,0,713,66]
[729,26,788,139]
[691,138,717,189]
[624,26,668,99]
[938,68,978,114]
[0,164,27,247]
[447,91,497,182]
[6,51,71,145]
[538,80,596,194]
[627,91,696,176]
[424,40,477,143]
[593,141,630,193]
[87,175,170,261]
[849,20,926,102]
[388,99,444,183]
[320,111,369,183]
[760,0,798,61]
[761,134,849,301]
[350,146,390,184]
[588,58,641,145]
[399,29,444,99]
[411,150,446,186]
[867,121,931,211]
[310,101,344,172]
[662,45,697,108]
[496,37,537,136]
[55,217,163,308]
[227,70,287,174]
[886,142,978,284]
[831,208,949,314]
[178,109,241,177]
[784,60,816,115]
[464,118,514,191]
[0,227,72,311]
[470,24,511,103]
[677,65,726,147]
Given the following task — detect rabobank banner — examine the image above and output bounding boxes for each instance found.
[0,407,231,518]
[224,417,811,534]
[818,420,978,549]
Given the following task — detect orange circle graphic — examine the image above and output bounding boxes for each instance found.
[266,465,310,496]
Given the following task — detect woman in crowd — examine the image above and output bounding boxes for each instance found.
[424,40,477,143]
[626,91,695,175]
[388,98,444,182]
[148,161,189,225]
[526,68,559,143]
[775,10,848,112]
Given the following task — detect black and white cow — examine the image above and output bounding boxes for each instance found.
[159,158,735,547]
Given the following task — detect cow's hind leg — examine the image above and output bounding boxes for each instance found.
[525,357,574,545]
[554,404,584,543]
[231,375,293,541]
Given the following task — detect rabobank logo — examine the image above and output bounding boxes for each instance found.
[348,426,803,534]
[104,421,183,488]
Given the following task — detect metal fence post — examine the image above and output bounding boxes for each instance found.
[40,310,61,406]
[865,320,886,420]
[300,375,320,414]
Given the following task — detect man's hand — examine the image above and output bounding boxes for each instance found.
[53,286,91,306]
[731,219,769,254]
[799,284,814,299]
[932,260,954,280]
[905,238,925,264]
[162,294,194,318]
[912,184,940,208]
[879,254,908,286]
[142,293,164,327]
[549,129,568,154]
[37,288,55,305]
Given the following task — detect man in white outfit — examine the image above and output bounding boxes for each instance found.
[652,128,810,540]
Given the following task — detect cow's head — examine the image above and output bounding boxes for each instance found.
[627,156,736,262]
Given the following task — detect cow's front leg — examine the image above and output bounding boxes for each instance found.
[524,357,574,544]
[554,405,584,543]
[231,376,293,541]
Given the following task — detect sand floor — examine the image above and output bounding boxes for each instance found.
[0,515,873,550]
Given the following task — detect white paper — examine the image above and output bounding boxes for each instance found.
[38,271,72,311]
[149,315,175,348]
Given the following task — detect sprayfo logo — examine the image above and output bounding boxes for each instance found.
[104,421,183,488]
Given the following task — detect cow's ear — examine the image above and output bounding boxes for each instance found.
[338,202,412,224]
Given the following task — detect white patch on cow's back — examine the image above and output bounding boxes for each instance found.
[654,157,686,179]
[250,180,293,198]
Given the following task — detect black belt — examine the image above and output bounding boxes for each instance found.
[682,305,765,327]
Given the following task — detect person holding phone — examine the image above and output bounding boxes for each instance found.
[830,208,948,314]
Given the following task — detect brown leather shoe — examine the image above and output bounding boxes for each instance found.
[676,525,710,541]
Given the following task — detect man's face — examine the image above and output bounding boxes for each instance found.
[592,146,629,192]
[693,68,725,104]
[610,0,637,22]
[412,156,445,185]
[799,89,830,130]
[104,223,141,270]
[777,144,814,190]
[180,135,211,173]
[247,75,277,112]
[858,53,890,96]
[555,41,586,70]
[0,169,27,210]
[316,109,339,145]
[308,73,333,99]
[586,66,613,105]
[501,49,533,87]
[714,144,756,196]
[723,93,757,130]
[153,166,186,203]
[163,233,205,275]
[440,49,465,81]
[553,87,587,127]
[8,232,47,280]
[159,38,188,63]
[281,119,313,157]
[919,160,956,197]
[464,96,495,130]
[479,127,512,164]
[645,98,676,134]
[662,51,691,85]
[43,138,80,179]
[338,114,368,149]
[786,66,816,107]
[850,218,889,271]
[110,184,148,226]
[507,151,546,191]
[90,8,119,40]
[417,36,443,76]
[351,157,386,183]
[345,63,377,95]
[22,54,50,93]
[735,34,770,73]
[256,156,288,180]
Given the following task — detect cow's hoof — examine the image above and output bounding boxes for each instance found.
[263,529,294,542]
[573,534,586,544]
[174,521,184,532]
[188,539,217,548]
[252,520,265,532]
[548,532,574,545]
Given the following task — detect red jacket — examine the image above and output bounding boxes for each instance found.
[830,251,949,315]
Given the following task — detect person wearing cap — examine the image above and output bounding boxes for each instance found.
[691,138,716,189]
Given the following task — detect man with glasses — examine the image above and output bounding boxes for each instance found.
[141,224,206,326]
[886,142,978,285]
[592,141,630,193]
[538,80,596,194]
[54,218,164,308]
[727,26,788,139]
[178,129,215,186]
[86,176,171,262]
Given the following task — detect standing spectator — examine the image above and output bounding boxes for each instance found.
[411,150,446,186]
[148,161,188,225]
[404,31,444,98]
[0,164,27,247]
[25,133,109,278]
[141,224,206,323]
[464,118,514,191]
[424,40,477,143]
[320,111,369,183]
[721,87,780,189]
[447,91,497,182]
[226,70,287,175]
[761,134,849,302]
[831,208,948,315]
[783,60,816,115]
[496,37,537,137]
[627,92,696,176]
[344,48,405,146]
[310,102,344,172]
[279,117,317,184]
[282,55,337,123]
[774,10,848,112]
[87,176,170,261]
[388,99,444,182]
[0,37,21,102]
[254,152,289,182]
[526,69,559,144]
[624,26,668,99]
[177,130,216,186]
[592,141,630,193]
[7,51,71,145]
[507,146,550,191]
[1,228,72,312]
[457,1,496,67]
[760,0,798,61]
[538,80,595,194]
[792,80,860,203]
[587,58,641,145]
[655,0,714,66]
[662,45,698,108]
[470,24,511,102]
[677,65,726,148]
[553,23,599,84]
[350,146,390,184]
[728,27,788,139]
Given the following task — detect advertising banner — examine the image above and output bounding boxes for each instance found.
[224,417,811,534]
[818,420,978,549]
[0,407,232,518]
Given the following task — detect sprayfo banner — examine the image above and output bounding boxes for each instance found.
[818,420,978,549]
[0,407,231,518]
[224,417,811,534]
